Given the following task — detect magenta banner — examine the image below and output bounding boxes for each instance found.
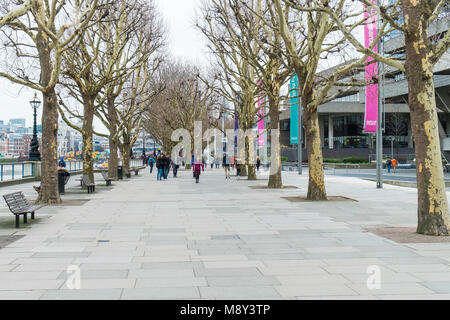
[364,0,378,133]
[257,93,265,147]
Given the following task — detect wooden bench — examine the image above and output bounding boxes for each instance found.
[101,172,112,186]
[3,192,45,228]
[132,166,145,175]
[81,175,96,194]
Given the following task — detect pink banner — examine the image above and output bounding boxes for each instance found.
[257,94,265,146]
[364,0,378,133]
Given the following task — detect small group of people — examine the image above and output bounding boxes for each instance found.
[386,158,398,173]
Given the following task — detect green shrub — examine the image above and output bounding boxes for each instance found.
[342,157,368,164]
[281,156,289,162]
[323,158,343,163]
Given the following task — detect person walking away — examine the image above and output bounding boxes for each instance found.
[148,155,155,173]
[392,158,398,173]
[210,155,215,169]
[163,154,170,180]
[256,157,261,172]
[236,161,241,177]
[172,156,180,178]
[192,159,205,183]
[223,154,231,179]
[386,158,392,173]
[156,155,163,181]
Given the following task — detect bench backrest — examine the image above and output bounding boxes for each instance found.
[81,175,94,186]
[3,192,30,214]
[101,172,110,180]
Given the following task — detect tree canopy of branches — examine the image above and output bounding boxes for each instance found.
[143,60,219,164]
[0,0,101,204]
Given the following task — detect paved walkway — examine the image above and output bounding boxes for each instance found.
[1,167,450,300]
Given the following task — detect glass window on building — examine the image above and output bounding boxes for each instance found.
[332,115,369,148]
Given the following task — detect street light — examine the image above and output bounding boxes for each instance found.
[142,131,146,157]
[29,93,41,161]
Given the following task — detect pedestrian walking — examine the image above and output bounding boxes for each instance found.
[192,159,205,183]
[256,157,261,172]
[156,154,163,181]
[172,156,181,178]
[163,154,171,180]
[223,154,231,179]
[386,158,392,173]
[210,155,215,169]
[392,158,398,173]
[148,155,155,173]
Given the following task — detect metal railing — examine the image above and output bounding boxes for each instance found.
[0,162,34,182]
[0,159,143,184]
[65,161,83,173]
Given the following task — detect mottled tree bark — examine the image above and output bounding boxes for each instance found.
[81,97,95,183]
[107,98,118,180]
[402,0,450,235]
[36,27,60,204]
[304,108,327,200]
[38,89,61,204]
[268,92,282,189]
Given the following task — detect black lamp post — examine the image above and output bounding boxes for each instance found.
[29,93,41,161]
[142,132,146,157]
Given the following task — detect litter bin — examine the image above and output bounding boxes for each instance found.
[117,166,123,180]
[58,170,66,194]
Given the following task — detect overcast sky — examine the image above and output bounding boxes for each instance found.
[0,0,207,131]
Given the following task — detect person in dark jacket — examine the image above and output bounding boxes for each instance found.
[156,155,163,181]
[163,154,171,180]
[223,154,231,179]
[148,156,155,173]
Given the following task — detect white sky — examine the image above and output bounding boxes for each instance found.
[0,0,207,132]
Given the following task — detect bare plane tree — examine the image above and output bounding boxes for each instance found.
[0,0,101,204]
[323,0,450,235]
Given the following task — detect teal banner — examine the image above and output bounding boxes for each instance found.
[290,75,300,144]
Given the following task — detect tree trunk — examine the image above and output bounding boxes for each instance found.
[402,1,450,235]
[304,109,327,200]
[268,94,282,189]
[36,27,60,204]
[38,89,61,204]
[107,98,118,180]
[246,136,256,180]
[122,140,131,176]
[82,97,95,182]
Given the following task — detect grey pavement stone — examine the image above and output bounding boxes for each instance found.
[194,267,262,277]
[3,169,450,299]
[206,276,280,286]
[275,284,358,297]
[347,283,434,296]
[136,277,207,288]
[199,286,280,299]
[41,289,123,300]
[421,282,450,294]
[121,287,200,300]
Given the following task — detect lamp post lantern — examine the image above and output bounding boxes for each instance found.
[142,132,146,157]
[29,93,41,161]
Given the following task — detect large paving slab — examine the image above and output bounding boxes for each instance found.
[0,168,449,299]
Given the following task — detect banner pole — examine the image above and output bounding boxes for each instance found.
[376,0,383,189]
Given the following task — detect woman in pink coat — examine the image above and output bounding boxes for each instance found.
[192,160,205,184]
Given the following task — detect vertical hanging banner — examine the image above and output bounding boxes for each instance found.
[256,82,265,147]
[290,75,299,144]
[364,0,379,133]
